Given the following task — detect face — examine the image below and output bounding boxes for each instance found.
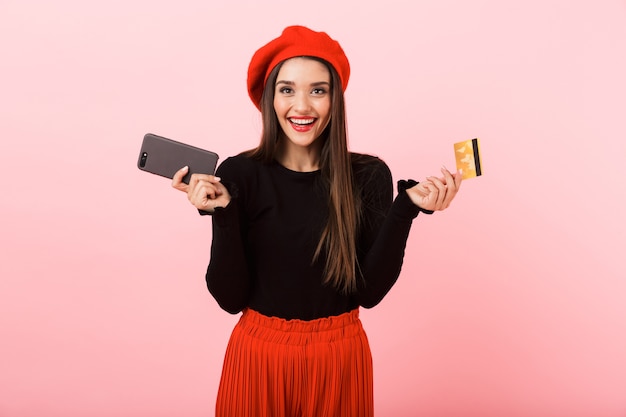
[273,57,332,152]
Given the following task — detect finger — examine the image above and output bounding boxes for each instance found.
[171,166,189,191]
[422,182,440,209]
[189,174,220,193]
[189,173,222,185]
[443,166,463,191]
[454,170,463,190]
[422,182,439,198]
[426,176,447,209]
[188,185,212,210]
[441,168,463,209]
[439,167,457,209]
[187,172,200,194]
[426,175,445,188]
[441,166,455,189]
[191,181,218,204]
[411,183,430,198]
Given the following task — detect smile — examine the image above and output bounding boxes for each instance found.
[288,117,317,132]
[289,117,316,125]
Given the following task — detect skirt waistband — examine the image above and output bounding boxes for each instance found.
[237,308,363,345]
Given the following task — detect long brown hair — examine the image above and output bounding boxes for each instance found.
[244,57,361,293]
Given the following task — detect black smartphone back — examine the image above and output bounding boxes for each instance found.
[137,133,219,184]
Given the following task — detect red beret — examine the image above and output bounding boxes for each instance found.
[247,25,350,111]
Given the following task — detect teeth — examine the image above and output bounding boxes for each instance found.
[289,118,315,125]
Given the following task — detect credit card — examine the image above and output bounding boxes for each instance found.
[454,138,482,179]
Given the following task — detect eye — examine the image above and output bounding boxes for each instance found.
[311,88,327,95]
[278,86,293,94]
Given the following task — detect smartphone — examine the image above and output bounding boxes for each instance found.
[137,133,219,184]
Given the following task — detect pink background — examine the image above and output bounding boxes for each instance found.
[2,1,625,416]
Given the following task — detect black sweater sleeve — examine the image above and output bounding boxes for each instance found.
[353,158,428,308]
[204,158,253,313]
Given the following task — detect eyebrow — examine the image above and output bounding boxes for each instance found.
[275,80,331,87]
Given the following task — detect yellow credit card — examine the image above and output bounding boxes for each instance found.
[454,138,482,179]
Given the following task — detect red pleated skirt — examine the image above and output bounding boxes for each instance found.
[215,308,374,417]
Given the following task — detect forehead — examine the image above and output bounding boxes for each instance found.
[276,57,331,82]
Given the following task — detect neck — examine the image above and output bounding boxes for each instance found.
[275,139,322,172]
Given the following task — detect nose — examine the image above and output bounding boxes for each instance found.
[293,91,312,113]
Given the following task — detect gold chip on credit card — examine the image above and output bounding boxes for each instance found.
[454,138,482,179]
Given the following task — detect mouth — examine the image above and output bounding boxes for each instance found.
[288,117,317,132]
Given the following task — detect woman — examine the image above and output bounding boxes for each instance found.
[172,25,461,417]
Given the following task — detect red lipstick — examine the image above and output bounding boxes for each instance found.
[288,116,316,132]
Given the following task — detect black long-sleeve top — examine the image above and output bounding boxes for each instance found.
[204,153,427,321]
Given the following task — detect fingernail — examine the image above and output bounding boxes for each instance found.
[214,176,221,181]
[183,166,189,171]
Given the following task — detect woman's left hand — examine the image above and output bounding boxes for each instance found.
[406,167,463,212]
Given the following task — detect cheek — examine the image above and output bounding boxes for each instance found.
[320,101,331,121]
[318,104,332,131]
[273,95,286,116]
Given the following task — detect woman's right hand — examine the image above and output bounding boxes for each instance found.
[172,166,231,212]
